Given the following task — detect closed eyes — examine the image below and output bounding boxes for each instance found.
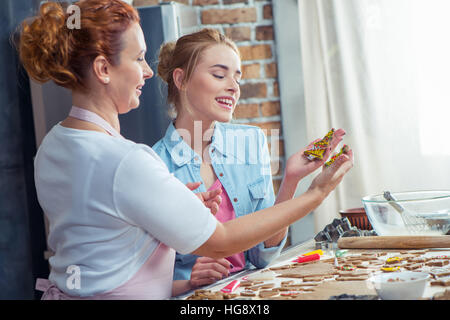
[212,74,241,85]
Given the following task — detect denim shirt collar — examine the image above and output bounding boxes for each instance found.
[162,121,244,167]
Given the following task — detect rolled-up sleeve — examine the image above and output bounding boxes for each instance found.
[247,234,288,268]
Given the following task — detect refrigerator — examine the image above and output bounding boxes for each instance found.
[30,2,198,148]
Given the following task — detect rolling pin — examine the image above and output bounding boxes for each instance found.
[338,235,450,249]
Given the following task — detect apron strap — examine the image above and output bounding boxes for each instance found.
[69,105,123,138]
[36,278,68,300]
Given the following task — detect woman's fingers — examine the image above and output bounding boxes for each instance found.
[203,189,222,214]
[185,181,202,191]
[322,128,345,161]
[206,188,222,199]
[189,257,232,288]
[309,146,353,196]
[330,129,345,150]
[195,257,232,270]
[324,148,354,180]
[333,148,354,173]
[188,185,222,214]
[206,201,220,215]
[190,269,223,287]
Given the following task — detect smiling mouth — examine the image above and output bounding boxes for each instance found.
[136,84,144,95]
[215,97,234,110]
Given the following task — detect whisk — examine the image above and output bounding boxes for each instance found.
[383,191,430,234]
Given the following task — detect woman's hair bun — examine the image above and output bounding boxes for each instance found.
[157,41,176,84]
[19,2,77,88]
[18,0,140,92]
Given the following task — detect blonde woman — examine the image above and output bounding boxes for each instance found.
[153,28,346,291]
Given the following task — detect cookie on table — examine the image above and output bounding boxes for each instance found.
[259,290,279,298]
[430,276,450,287]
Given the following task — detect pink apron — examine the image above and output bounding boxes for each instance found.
[36,243,175,300]
[36,106,175,299]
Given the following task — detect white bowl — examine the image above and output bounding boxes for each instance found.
[368,271,430,300]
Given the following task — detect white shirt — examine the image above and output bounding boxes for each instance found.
[35,124,217,297]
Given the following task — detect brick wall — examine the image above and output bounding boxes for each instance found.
[133,0,285,195]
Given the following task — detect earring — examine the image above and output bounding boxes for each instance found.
[104,77,110,84]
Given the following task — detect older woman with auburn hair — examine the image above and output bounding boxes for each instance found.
[19,0,353,299]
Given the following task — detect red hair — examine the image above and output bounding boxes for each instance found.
[19,0,140,91]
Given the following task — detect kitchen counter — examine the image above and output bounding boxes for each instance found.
[174,239,450,300]
[173,239,317,300]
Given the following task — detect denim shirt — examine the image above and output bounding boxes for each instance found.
[152,121,287,280]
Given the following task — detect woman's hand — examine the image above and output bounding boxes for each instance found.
[186,182,222,215]
[283,128,346,183]
[309,147,354,197]
[189,257,232,288]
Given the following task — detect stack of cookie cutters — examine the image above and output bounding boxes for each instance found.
[314,217,377,252]
[314,217,352,249]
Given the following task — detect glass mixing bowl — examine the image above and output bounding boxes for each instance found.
[362,190,450,236]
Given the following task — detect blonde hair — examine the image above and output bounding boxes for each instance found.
[158,28,240,118]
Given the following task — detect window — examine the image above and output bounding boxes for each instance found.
[413,1,450,156]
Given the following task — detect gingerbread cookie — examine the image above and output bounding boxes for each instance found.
[249,283,275,290]
[404,263,423,270]
[186,290,232,300]
[259,290,279,298]
[240,281,254,287]
[426,260,449,267]
[277,274,303,279]
[302,276,326,282]
[246,270,276,281]
[336,276,370,281]
[386,257,403,264]
[269,264,292,271]
[280,291,302,297]
[240,290,257,297]
[304,129,334,160]
[325,144,349,167]
[430,267,450,278]
[407,257,426,264]
[276,261,337,279]
[381,266,401,272]
[430,277,450,287]
[337,270,371,277]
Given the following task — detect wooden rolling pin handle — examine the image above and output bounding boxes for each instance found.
[337,236,450,249]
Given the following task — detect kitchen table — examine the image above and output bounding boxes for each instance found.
[174,238,450,300]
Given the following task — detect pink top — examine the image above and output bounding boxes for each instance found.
[208,179,246,273]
